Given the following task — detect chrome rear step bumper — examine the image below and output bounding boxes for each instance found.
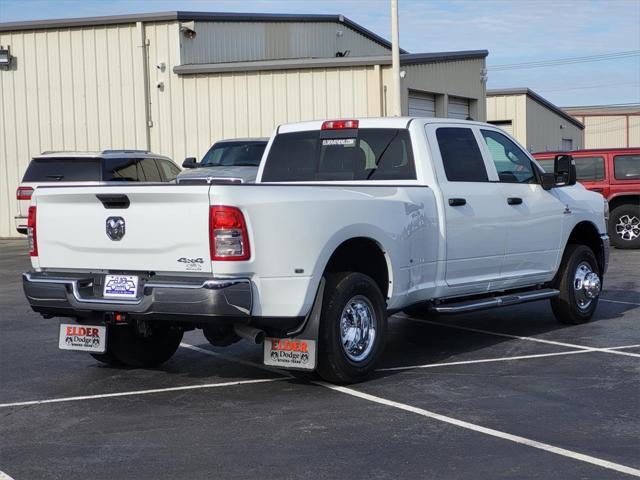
[432,288,560,314]
[23,271,252,319]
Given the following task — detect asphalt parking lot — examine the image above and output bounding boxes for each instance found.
[1,238,639,480]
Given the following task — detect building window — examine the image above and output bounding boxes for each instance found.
[562,138,573,151]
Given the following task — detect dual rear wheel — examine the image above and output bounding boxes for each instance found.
[91,321,183,368]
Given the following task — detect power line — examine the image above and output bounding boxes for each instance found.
[488,50,640,71]
[537,81,640,93]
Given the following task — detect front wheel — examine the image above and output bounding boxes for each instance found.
[317,272,387,383]
[102,321,183,368]
[551,244,601,324]
[609,204,640,249]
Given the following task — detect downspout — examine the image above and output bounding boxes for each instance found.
[137,21,152,151]
[390,0,402,116]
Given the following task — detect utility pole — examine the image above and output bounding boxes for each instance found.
[390,0,402,116]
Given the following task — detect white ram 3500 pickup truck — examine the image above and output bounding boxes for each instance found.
[23,117,609,383]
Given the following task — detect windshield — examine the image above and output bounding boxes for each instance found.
[200,142,266,167]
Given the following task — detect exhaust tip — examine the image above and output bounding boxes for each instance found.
[234,324,265,345]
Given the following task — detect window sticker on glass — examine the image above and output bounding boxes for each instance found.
[322,138,356,146]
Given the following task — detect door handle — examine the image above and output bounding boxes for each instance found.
[448,198,466,206]
[507,197,523,205]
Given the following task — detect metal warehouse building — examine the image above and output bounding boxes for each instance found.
[0,11,488,238]
[486,88,584,153]
[563,104,640,149]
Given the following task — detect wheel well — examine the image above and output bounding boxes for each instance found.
[609,195,639,212]
[324,238,389,297]
[566,221,605,273]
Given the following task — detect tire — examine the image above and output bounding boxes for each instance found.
[202,324,241,347]
[609,204,640,249]
[104,321,183,368]
[551,244,601,325]
[317,272,387,384]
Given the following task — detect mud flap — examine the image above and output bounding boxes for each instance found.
[263,278,325,371]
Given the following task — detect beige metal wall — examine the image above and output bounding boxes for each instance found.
[570,114,640,148]
[180,21,390,65]
[486,94,527,145]
[400,59,486,121]
[0,24,147,237]
[525,96,583,153]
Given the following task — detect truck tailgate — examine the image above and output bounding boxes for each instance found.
[33,185,212,273]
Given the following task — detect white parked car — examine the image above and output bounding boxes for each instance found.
[14,150,181,234]
[23,118,609,383]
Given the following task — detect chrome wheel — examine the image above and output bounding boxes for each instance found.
[573,261,600,310]
[615,214,640,241]
[339,295,377,362]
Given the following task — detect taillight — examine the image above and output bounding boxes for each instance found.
[321,119,359,130]
[28,206,38,257]
[17,186,34,200]
[209,206,250,261]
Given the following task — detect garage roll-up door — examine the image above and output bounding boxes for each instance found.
[408,91,435,117]
[447,96,470,119]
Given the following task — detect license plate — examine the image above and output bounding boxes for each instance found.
[263,338,316,371]
[103,274,139,299]
[59,323,107,353]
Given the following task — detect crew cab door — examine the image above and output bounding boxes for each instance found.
[478,128,565,284]
[426,124,507,292]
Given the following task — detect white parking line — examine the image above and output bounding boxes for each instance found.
[179,343,640,477]
[403,317,640,358]
[606,344,640,350]
[601,298,640,307]
[376,349,595,372]
[0,377,284,409]
[319,382,640,478]
[0,471,15,480]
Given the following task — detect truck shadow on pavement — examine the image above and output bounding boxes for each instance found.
[88,290,638,384]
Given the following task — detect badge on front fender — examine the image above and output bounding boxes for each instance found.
[264,338,316,371]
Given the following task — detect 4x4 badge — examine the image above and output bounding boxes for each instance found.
[106,217,125,241]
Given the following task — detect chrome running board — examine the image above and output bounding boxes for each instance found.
[432,288,559,314]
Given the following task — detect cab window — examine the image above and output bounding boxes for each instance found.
[481,129,535,184]
[538,156,605,182]
[435,127,488,182]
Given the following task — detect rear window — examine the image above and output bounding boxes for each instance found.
[261,128,415,182]
[22,158,101,182]
[201,142,267,167]
[614,155,640,180]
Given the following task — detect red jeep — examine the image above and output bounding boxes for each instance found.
[533,148,640,249]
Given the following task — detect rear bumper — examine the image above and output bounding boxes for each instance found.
[23,271,252,321]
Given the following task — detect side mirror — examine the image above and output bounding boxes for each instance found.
[554,154,576,187]
[182,157,198,169]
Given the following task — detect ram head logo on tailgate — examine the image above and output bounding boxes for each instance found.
[106,217,126,241]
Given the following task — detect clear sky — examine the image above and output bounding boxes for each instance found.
[1,0,639,107]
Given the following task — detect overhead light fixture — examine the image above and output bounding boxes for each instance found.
[0,46,12,70]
